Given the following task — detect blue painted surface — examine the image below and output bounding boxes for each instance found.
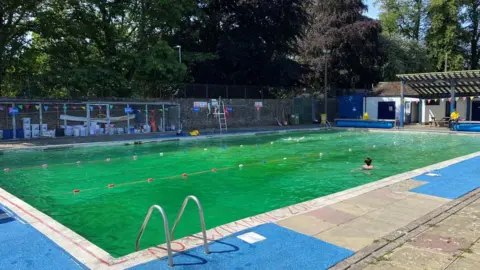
[410,156,480,199]
[336,120,394,129]
[454,124,480,132]
[337,94,364,119]
[129,223,354,270]
[0,204,87,270]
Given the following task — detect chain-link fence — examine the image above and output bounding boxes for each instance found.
[0,100,180,140]
[0,74,310,99]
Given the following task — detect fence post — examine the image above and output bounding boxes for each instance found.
[39,103,43,135]
[86,103,90,136]
[12,103,16,139]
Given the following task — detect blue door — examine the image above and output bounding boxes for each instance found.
[472,101,480,121]
[378,101,396,120]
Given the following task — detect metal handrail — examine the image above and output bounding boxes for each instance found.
[171,195,210,254]
[135,205,173,266]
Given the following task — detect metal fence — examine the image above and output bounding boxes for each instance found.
[0,74,306,99]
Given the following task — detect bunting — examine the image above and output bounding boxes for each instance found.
[44,106,49,111]
[35,105,40,110]
[18,105,23,110]
[25,104,31,109]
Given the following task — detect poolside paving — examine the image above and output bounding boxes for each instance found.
[355,193,480,270]
[276,180,450,252]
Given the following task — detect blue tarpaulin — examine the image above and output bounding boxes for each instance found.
[337,94,364,119]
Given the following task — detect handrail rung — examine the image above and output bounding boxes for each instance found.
[135,205,173,266]
[171,195,210,254]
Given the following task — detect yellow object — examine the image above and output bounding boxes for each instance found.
[363,112,369,120]
[321,114,327,124]
[189,130,200,136]
[451,111,460,121]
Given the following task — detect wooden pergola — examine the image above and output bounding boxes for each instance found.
[396,70,480,127]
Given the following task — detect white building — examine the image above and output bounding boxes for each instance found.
[364,82,480,124]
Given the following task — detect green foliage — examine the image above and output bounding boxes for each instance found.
[379,34,431,80]
[298,0,382,90]
[425,0,465,71]
[377,0,427,41]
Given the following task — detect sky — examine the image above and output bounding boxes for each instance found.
[364,0,380,19]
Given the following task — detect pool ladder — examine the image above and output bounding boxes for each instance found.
[135,195,210,267]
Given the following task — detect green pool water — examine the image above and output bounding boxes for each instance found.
[1,130,480,257]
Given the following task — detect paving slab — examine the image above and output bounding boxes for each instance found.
[383,244,454,269]
[385,179,428,192]
[304,207,357,225]
[428,215,480,242]
[409,232,471,254]
[445,258,480,270]
[315,217,395,251]
[276,215,335,236]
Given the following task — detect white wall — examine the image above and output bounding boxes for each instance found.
[422,99,469,123]
[364,97,419,121]
[424,103,445,123]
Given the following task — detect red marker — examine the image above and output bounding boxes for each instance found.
[73,189,80,194]
[147,178,154,183]
[108,184,114,188]
[212,168,217,172]
[182,173,188,178]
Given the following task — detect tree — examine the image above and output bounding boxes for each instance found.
[378,34,431,80]
[172,0,309,87]
[0,0,43,94]
[377,0,427,41]
[298,0,382,91]
[462,0,480,69]
[6,0,193,98]
[425,0,465,71]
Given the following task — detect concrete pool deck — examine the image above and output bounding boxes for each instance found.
[1,130,480,269]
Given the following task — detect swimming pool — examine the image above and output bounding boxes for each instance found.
[1,130,480,258]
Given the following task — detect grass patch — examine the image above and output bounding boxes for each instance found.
[459,248,473,254]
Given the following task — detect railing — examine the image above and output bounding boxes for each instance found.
[171,195,210,254]
[135,205,173,266]
[135,196,209,267]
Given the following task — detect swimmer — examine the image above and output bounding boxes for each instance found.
[362,158,374,170]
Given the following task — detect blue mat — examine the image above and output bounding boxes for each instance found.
[130,223,354,270]
[410,156,480,199]
[0,204,87,270]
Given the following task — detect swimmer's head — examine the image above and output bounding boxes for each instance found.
[364,158,372,166]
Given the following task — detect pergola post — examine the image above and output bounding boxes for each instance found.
[450,80,456,114]
[400,80,406,127]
